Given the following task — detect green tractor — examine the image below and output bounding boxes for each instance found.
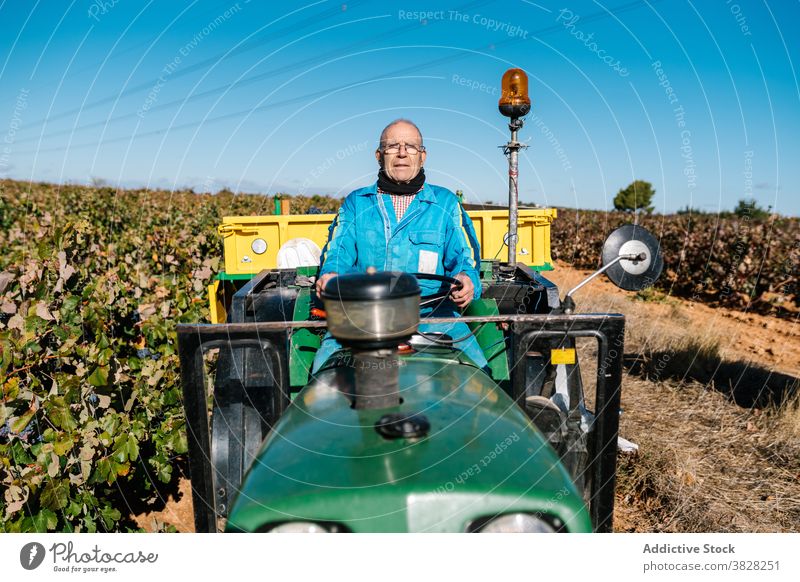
[176,70,664,533]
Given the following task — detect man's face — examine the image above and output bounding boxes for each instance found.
[376,122,427,183]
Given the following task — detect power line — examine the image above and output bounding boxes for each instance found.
[18,0,497,140]
[15,0,370,131]
[12,9,399,145]
[14,0,657,154]
[25,0,233,89]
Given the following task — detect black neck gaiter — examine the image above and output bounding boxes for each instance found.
[377,168,425,195]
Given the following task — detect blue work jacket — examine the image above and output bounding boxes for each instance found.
[319,181,482,299]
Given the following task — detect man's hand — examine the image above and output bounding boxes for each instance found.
[450,272,474,309]
[316,272,337,299]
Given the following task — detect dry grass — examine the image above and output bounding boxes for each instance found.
[615,375,800,532]
[605,303,800,532]
[772,392,800,441]
[549,263,800,532]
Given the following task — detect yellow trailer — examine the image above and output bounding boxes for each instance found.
[208,208,556,323]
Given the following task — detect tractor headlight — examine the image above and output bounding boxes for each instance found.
[476,513,556,533]
[268,521,330,533]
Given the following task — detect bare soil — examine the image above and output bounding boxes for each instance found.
[140,261,800,532]
[132,475,195,533]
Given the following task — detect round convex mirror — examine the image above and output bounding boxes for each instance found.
[601,224,664,291]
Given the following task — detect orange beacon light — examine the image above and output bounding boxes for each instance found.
[498,68,531,118]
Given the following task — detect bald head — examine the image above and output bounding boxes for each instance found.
[378,118,423,148]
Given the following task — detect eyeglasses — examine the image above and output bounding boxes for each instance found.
[381,142,425,155]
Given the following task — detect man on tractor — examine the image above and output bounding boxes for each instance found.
[311,118,487,372]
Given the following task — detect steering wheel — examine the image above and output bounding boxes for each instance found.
[412,273,462,308]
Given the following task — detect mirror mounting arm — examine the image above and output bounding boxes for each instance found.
[562,252,645,313]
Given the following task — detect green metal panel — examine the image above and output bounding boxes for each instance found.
[295,265,319,277]
[226,355,591,532]
[288,288,320,388]
[464,299,509,381]
[479,259,494,280]
[215,271,255,281]
[528,262,554,271]
[215,266,319,281]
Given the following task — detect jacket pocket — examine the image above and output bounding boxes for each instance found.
[409,230,444,246]
[408,230,445,275]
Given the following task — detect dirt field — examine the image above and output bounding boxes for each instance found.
[547,262,800,533]
[135,262,800,532]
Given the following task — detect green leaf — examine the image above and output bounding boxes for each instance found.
[10,440,34,464]
[60,295,80,318]
[87,365,109,387]
[99,412,121,436]
[65,500,82,518]
[32,509,58,532]
[10,408,35,434]
[40,479,70,511]
[92,458,115,485]
[113,433,139,463]
[171,429,188,455]
[155,462,172,484]
[53,435,75,456]
[83,514,97,533]
[44,397,78,432]
[2,376,20,400]
[99,505,121,530]
[112,446,127,464]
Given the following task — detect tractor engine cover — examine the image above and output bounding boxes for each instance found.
[321,270,420,349]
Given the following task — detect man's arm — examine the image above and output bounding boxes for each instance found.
[443,200,482,305]
[317,194,358,297]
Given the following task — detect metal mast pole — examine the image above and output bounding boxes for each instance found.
[504,117,526,268]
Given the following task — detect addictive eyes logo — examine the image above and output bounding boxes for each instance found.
[19,542,46,570]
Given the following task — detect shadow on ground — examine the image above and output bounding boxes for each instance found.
[109,458,190,532]
[624,346,799,408]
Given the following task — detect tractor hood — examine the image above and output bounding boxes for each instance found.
[225,352,592,532]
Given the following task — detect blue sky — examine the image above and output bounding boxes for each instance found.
[0,0,797,215]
